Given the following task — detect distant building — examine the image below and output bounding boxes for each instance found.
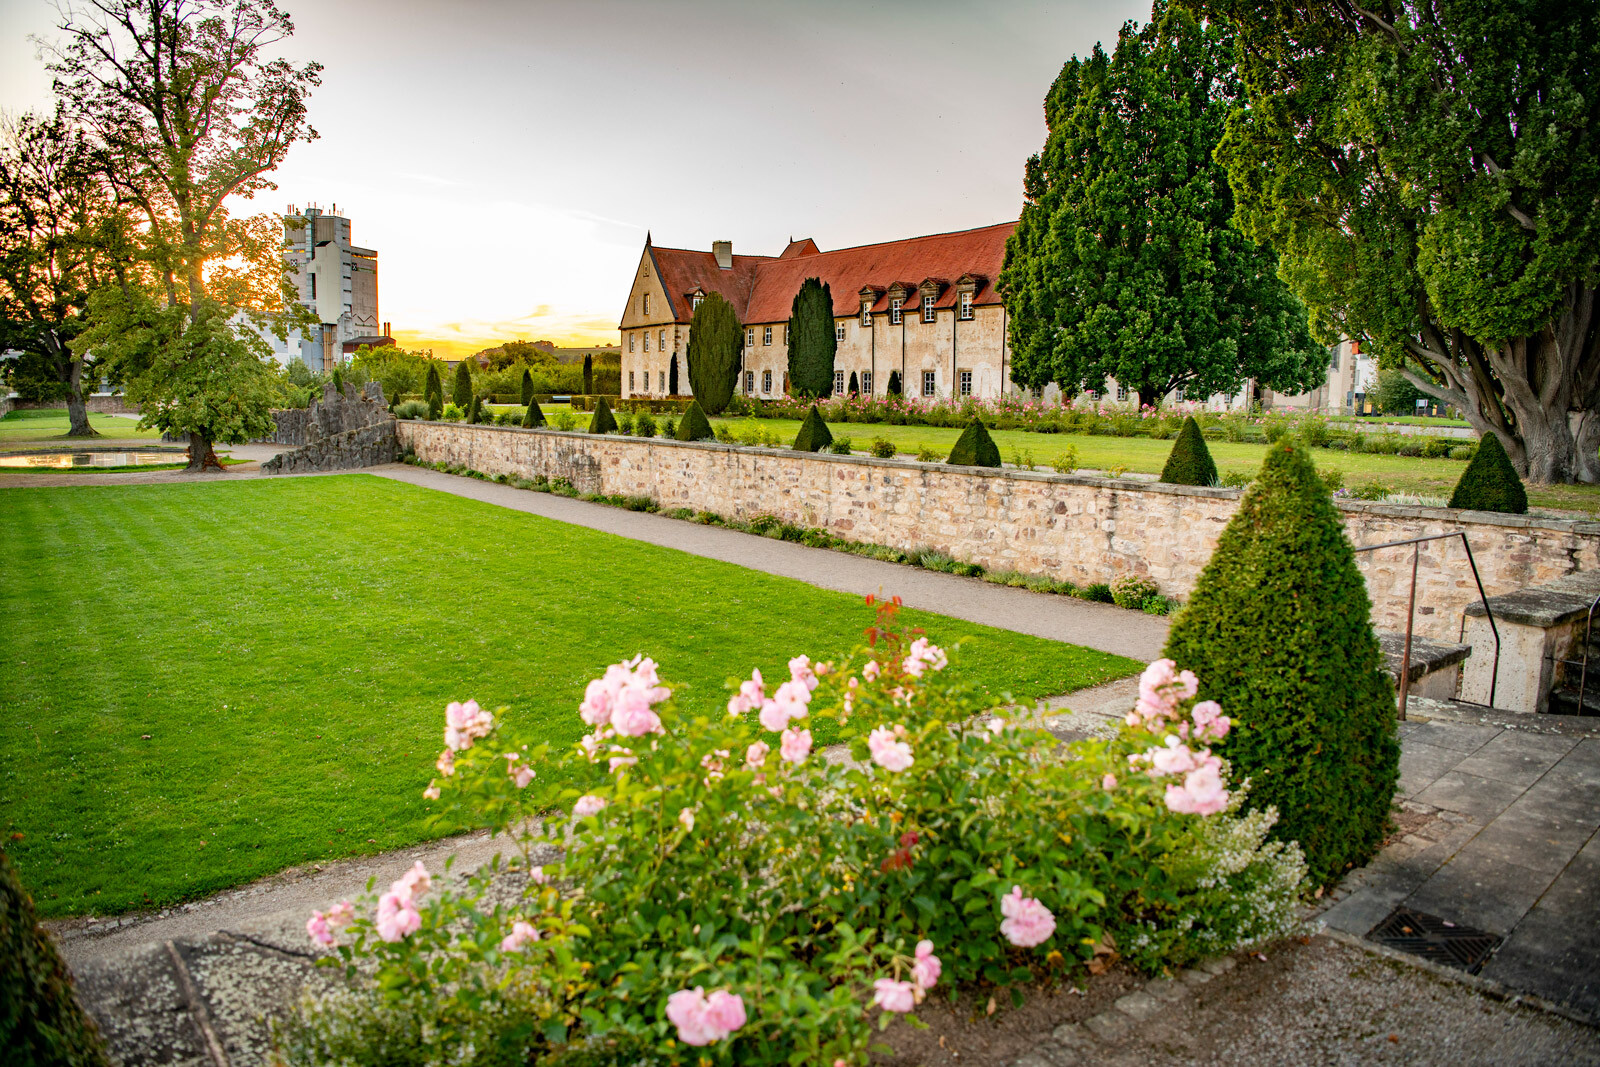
[270,204,389,370]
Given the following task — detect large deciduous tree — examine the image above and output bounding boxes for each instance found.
[0,111,124,436]
[1187,0,1600,482]
[787,278,836,398]
[685,292,741,414]
[45,0,321,470]
[1001,3,1325,408]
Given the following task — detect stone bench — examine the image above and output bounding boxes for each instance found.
[1379,632,1472,702]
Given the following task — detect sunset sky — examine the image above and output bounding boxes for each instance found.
[2,0,1149,358]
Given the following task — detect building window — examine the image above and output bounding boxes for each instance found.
[921,295,935,323]
[861,301,872,327]
[1115,383,1128,402]
[835,324,845,343]
[692,294,702,311]
[783,324,788,345]
[745,370,755,394]
[763,369,772,393]
[628,334,635,353]
[959,370,972,397]
[309,273,316,299]
[628,371,635,392]
[659,329,666,351]
[642,293,650,316]
[659,370,665,392]
[959,291,973,321]
[890,297,903,325]
[922,370,936,397]
[746,327,754,348]
[861,371,873,394]
[1175,384,1187,401]
[643,333,650,352]
[764,326,772,346]
[833,370,845,395]
[1031,384,1042,400]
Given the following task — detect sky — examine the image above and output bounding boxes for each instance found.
[1,0,1151,358]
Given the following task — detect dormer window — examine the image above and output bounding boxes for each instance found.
[922,295,936,323]
[643,293,650,316]
[890,297,903,325]
[959,291,973,321]
[861,300,872,328]
[692,293,703,311]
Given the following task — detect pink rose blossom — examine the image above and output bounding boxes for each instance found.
[608,750,638,774]
[700,749,729,782]
[999,886,1056,948]
[788,654,820,692]
[727,670,765,716]
[611,685,664,736]
[863,659,881,681]
[422,783,441,800]
[678,807,696,832]
[580,679,613,726]
[529,866,551,885]
[1150,736,1199,776]
[444,700,493,751]
[326,900,355,928]
[504,752,536,788]
[905,637,949,675]
[306,910,334,947]
[376,891,421,942]
[772,679,812,720]
[779,727,812,764]
[666,987,746,1045]
[703,990,747,1035]
[745,740,770,769]
[1165,762,1229,816]
[573,794,607,818]
[912,939,942,991]
[868,726,914,772]
[499,919,540,953]
[1191,700,1230,739]
[435,749,456,777]
[1102,773,1118,791]
[579,728,612,761]
[872,978,918,1013]
[395,861,431,900]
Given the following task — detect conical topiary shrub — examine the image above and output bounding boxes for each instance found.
[1448,432,1527,513]
[588,396,618,434]
[847,371,859,396]
[1,850,110,1066]
[675,400,715,442]
[886,370,902,397]
[452,360,473,408]
[425,363,443,420]
[520,368,534,406]
[792,405,833,452]
[466,394,483,424]
[1160,416,1218,486]
[947,418,1001,467]
[523,397,546,428]
[1162,440,1399,886]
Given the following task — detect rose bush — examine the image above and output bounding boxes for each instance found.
[275,599,1305,1065]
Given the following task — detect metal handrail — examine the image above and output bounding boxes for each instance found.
[1572,594,1600,713]
[1353,531,1500,721]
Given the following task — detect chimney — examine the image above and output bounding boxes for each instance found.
[713,240,733,270]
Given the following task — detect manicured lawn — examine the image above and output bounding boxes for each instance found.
[707,415,1600,516]
[0,409,165,446]
[0,475,1139,917]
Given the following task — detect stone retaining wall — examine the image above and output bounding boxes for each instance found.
[397,421,1600,643]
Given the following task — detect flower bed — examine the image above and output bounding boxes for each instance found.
[278,600,1305,1065]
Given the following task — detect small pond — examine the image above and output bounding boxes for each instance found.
[0,449,190,469]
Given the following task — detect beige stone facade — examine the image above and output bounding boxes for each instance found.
[398,421,1600,645]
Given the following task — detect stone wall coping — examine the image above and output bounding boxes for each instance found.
[1463,588,1596,627]
[401,420,1600,537]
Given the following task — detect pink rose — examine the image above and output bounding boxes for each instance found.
[422,783,441,800]
[326,900,355,927]
[573,794,607,818]
[999,885,1056,948]
[788,654,819,692]
[611,685,664,737]
[580,678,613,726]
[435,749,455,777]
[499,919,539,953]
[1101,773,1117,791]
[1149,736,1198,776]
[772,679,812,720]
[779,727,812,764]
[912,939,941,990]
[872,978,918,1013]
[745,740,770,769]
[394,861,431,900]
[863,659,881,681]
[665,987,745,1045]
[1165,763,1229,816]
[703,990,747,1035]
[758,700,790,733]
[678,807,696,832]
[868,726,914,772]
[530,866,551,885]
[306,910,334,947]
[376,891,421,942]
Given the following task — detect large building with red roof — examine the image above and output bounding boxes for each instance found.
[618,222,1019,401]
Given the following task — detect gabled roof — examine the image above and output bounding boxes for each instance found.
[642,221,1016,326]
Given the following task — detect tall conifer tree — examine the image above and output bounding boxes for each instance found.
[685,292,742,414]
[786,278,836,398]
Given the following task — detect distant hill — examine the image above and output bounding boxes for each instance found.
[469,340,622,368]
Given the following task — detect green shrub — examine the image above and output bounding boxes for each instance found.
[552,411,576,431]
[1420,437,1453,458]
[1449,444,1475,461]
[674,401,714,442]
[393,400,429,420]
[886,370,902,396]
[1320,467,1345,493]
[1298,419,1330,448]
[1159,417,1218,486]
[1110,574,1160,611]
[1396,440,1423,457]
[661,415,678,439]
[916,446,940,462]
[1052,445,1079,474]
[520,367,535,406]
[424,363,444,420]
[947,418,1001,467]
[441,401,464,422]
[523,398,546,428]
[869,436,895,459]
[0,850,110,1066]
[452,360,473,409]
[1083,582,1114,603]
[1220,470,1250,489]
[1162,441,1399,886]
[1142,596,1177,616]
[1008,448,1035,470]
[1448,432,1527,513]
[714,425,736,443]
[613,410,635,436]
[1351,481,1392,501]
[791,405,833,452]
[588,397,618,434]
[635,415,657,438]
[828,437,853,455]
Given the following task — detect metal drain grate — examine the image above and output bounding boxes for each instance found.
[1368,907,1502,974]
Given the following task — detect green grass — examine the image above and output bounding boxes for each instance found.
[0,475,1139,917]
[705,416,1600,516]
[0,409,165,447]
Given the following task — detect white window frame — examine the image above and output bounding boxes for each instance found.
[628,371,635,392]
[746,328,754,347]
[764,326,772,346]
[861,300,872,327]
[922,370,936,397]
[659,329,666,351]
[1116,384,1128,402]
[643,293,650,316]
[763,369,772,393]
[959,291,973,321]
[835,324,845,343]
[889,297,903,325]
[643,333,650,352]
[692,294,703,311]
[861,371,873,395]
[834,370,845,395]
[959,370,972,397]
[659,370,666,392]
[745,370,755,394]
[628,334,635,353]
[921,295,936,323]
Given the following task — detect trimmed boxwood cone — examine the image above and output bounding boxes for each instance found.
[523,397,545,428]
[1162,440,1399,887]
[1448,432,1527,513]
[675,400,714,441]
[1160,416,1218,486]
[886,370,902,396]
[588,396,618,434]
[947,418,1001,467]
[791,405,833,452]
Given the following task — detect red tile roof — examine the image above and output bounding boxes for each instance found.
[646,222,1015,326]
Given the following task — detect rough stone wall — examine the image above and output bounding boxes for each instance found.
[396,422,1600,642]
[264,382,397,473]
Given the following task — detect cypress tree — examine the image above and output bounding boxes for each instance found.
[1160,416,1219,486]
[452,359,473,408]
[686,293,742,414]
[787,278,837,397]
[886,370,902,397]
[331,366,344,398]
[675,400,715,441]
[467,394,483,424]
[523,397,545,428]
[847,371,859,396]
[792,405,834,452]
[1448,433,1528,514]
[1163,441,1399,886]
[588,396,618,434]
[583,353,594,396]
[0,851,110,1066]
[947,418,1002,467]
[520,367,534,406]
[669,355,679,396]
[425,363,443,420]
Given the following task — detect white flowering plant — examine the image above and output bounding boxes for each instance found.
[278,598,1305,1065]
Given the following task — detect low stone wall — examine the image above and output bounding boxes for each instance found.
[2,394,139,416]
[397,421,1600,643]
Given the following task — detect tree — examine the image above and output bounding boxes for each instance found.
[425,362,443,420]
[999,3,1324,407]
[452,359,472,409]
[1188,0,1600,482]
[350,344,431,404]
[582,353,593,395]
[520,367,534,405]
[0,111,124,437]
[886,370,902,397]
[1163,441,1399,886]
[787,278,836,398]
[847,371,859,396]
[1449,433,1527,514]
[686,292,741,414]
[669,355,679,396]
[1159,416,1218,485]
[43,0,321,470]
[1370,368,1424,417]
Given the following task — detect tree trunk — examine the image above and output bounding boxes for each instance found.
[63,356,97,437]
[185,433,225,472]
